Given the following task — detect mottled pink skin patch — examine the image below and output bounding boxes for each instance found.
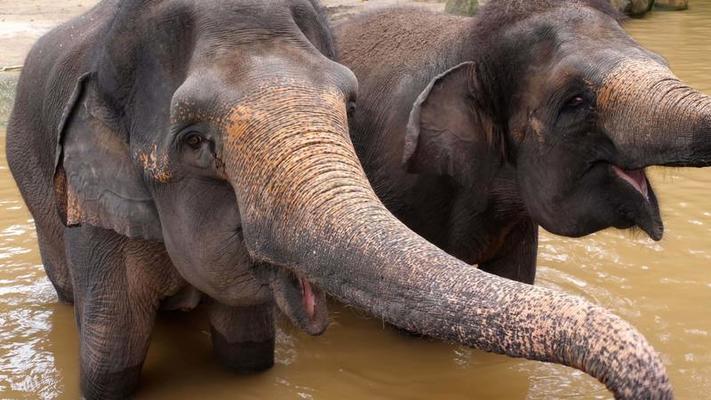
[136,144,171,183]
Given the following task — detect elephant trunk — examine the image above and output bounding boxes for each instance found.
[598,59,711,168]
[224,82,672,399]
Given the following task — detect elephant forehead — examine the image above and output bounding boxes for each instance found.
[222,84,352,179]
[170,103,230,126]
[221,83,348,135]
[219,82,368,217]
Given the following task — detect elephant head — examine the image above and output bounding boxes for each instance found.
[404,0,711,241]
[52,0,671,398]
[53,0,344,335]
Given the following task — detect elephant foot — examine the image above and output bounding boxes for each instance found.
[211,326,275,372]
[208,301,276,373]
[80,364,142,400]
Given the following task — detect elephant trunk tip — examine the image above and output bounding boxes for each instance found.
[567,303,673,400]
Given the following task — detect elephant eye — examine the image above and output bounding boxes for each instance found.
[563,95,587,111]
[347,100,357,117]
[184,133,204,149]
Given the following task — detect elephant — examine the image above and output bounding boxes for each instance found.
[334,0,711,285]
[6,0,675,399]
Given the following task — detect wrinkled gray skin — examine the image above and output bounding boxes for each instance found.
[7,0,679,399]
[335,0,711,287]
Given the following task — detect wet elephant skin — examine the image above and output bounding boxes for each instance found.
[5,0,681,399]
[335,0,711,287]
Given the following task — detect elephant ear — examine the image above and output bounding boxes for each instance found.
[53,74,163,241]
[403,62,502,190]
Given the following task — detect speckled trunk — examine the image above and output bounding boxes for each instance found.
[598,60,711,168]
[223,82,672,399]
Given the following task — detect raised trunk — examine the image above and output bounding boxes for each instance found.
[598,59,711,168]
[224,82,672,399]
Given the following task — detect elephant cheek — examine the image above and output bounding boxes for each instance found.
[163,231,267,306]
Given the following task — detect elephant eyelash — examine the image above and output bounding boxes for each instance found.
[184,133,203,149]
[555,92,593,122]
[562,94,589,110]
[174,123,211,151]
[566,96,585,108]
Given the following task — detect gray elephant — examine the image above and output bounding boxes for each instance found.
[7,0,673,399]
[334,0,711,285]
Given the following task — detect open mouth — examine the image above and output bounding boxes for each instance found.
[270,269,329,336]
[609,164,663,240]
[298,276,316,320]
[612,166,649,200]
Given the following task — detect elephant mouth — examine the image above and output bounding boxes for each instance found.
[612,166,649,201]
[609,164,663,240]
[299,276,316,320]
[271,268,329,336]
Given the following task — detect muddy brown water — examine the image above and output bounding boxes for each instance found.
[2,5,711,400]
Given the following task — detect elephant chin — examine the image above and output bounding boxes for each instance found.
[270,267,329,336]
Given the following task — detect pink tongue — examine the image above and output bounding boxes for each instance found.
[613,166,649,200]
[299,277,316,320]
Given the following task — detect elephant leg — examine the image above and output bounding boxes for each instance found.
[208,301,276,373]
[480,218,539,284]
[8,130,74,303]
[36,222,73,303]
[65,225,179,400]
